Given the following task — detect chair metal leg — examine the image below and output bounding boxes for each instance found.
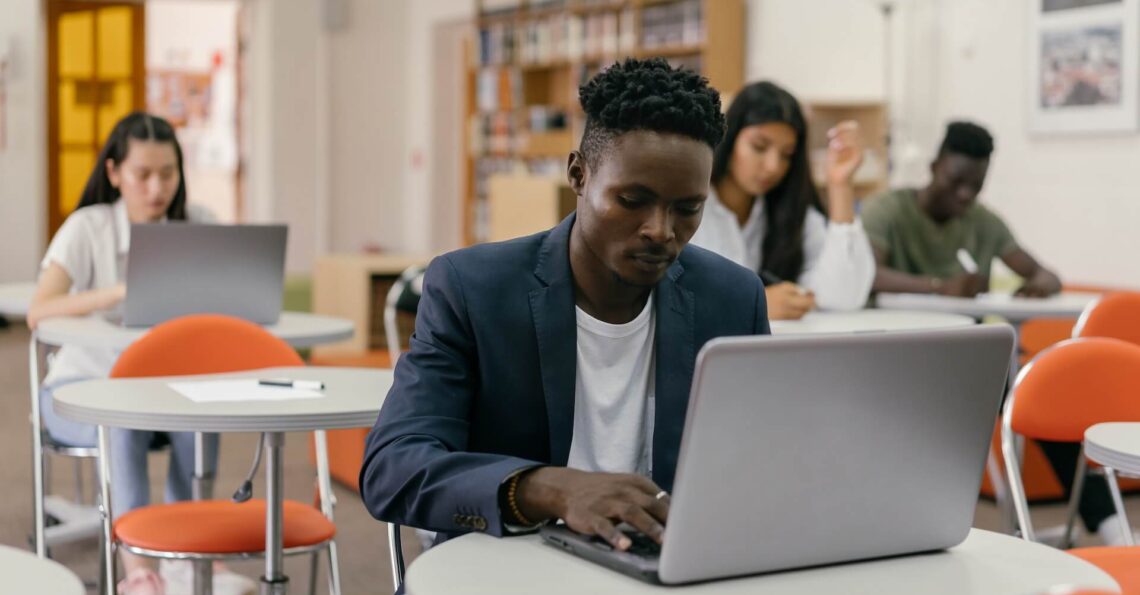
[1103,467,1135,546]
[193,559,214,595]
[327,540,342,595]
[97,425,115,595]
[1062,448,1088,549]
[30,335,47,557]
[308,551,320,595]
[74,458,85,505]
[389,524,405,593]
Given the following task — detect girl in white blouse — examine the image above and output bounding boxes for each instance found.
[27,113,253,595]
[689,81,875,320]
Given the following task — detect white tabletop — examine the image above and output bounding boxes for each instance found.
[0,281,36,318]
[875,292,1099,322]
[405,529,1118,595]
[35,311,354,349]
[0,544,85,594]
[770,309,975,335]
[1085,422,1140,475]
[52,366,390,432]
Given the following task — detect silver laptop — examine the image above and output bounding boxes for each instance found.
[114,223,287,327]
[541,324,1014,584]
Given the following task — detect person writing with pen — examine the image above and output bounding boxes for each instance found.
[358,58,769,565]
[861,121,1062,298]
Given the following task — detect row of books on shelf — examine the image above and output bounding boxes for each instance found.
[469,111,572,156]
[478,11,638,66]
[641,0,703,49]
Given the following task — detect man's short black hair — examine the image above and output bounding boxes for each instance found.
[578,57,725,167]
[938,121,994,160]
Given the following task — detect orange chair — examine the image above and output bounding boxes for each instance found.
[1076,292,1140,346]
[104,314,341,594]
[1002,337,1140,593]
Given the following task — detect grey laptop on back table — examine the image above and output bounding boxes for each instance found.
[541,325,1014,584]
[116,223,287,327]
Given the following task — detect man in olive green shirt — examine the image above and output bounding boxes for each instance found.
[861,121,1061,297]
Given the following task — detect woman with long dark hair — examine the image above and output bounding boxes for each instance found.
[28,112,254,594]
[689,81,875,320]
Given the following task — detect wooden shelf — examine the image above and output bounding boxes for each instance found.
[466,0,744,245]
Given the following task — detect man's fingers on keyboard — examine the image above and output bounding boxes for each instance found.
[592,517,630,550]
[621,506,665,543]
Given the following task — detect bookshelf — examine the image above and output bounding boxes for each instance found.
[465,0,745,245]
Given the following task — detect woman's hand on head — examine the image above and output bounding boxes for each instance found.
[824,121,864,186]
[765,282,816,321]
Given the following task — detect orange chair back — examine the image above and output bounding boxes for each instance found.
[110,314,303,379]
[1076,291,1140,347]
[1009,337,1140,443]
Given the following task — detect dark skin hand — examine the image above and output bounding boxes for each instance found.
[517,467,670,550]
[870,246,985,297]
[1003,248,1062,297]
[512,130,712,550]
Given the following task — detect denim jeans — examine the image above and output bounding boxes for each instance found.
[41,378,219,519]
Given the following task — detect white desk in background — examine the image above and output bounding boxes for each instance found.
[53,366,391,595]
[405,529,1118,595]
[770,309,975,335]
[0,281,36,319]
[28,312,354,558]
[0,544,85,595]
[874,292,1099,323]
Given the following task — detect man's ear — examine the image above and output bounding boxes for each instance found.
[567,151,588,196]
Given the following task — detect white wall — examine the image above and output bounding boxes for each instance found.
[0,0,46,282]
[935,0,1140,287]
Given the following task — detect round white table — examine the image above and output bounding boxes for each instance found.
[0,281,36,318]
[770,309,975,335]
[53,366,392,595]
[875,292,1100,323]
[405,529,1118,595]
[0,544,85,594]
[36,311,354,349]
[1085,423,1140,474]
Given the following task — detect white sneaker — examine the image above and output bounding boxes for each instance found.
[159,560,256,595]
[1097,514,1140,546]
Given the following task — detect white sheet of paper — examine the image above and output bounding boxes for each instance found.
[168,379,324,403]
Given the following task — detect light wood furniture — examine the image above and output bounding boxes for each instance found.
[311,253,429,356]
[488,174,576,242]
[464,0,746,245]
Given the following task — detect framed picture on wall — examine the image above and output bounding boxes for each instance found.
[1029,0,1139,133]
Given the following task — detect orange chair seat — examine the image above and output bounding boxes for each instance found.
[115,499,335,554]
[1069,546,1140,594]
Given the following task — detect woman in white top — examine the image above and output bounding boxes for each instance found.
[27,113,253,595]
[689,81,875,320]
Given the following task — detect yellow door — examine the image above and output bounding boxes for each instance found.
[47,0,145,237]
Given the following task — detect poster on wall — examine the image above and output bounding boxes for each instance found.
[1029,0,1139,133]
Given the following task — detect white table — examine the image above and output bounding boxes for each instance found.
[770,309,975,335]
[405,529,1119,595]
[1084,422,1140,546]
[53,366,392,595]
[0,544,85,594]
[875,292,1099,323]
[0,281,36,318]
[36,311,354,349]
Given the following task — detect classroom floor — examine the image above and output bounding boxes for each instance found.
[0,321,1131,594]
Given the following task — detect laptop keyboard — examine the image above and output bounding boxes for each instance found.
[623,531,662,557]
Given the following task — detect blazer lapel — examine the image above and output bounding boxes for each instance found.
[652,261,695,492]
[529,215,578,465]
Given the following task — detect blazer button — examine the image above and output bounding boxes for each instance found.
[453,514,464,526]
[473,517,487,531]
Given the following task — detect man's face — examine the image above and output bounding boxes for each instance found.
[928,153,989,220]
[569,130,713,288]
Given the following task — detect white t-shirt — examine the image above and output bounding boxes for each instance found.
[689,189,875,311]
[566,293,656,477]
[40,200,214,388]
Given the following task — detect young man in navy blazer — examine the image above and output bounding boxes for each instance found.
[361,58,770,552]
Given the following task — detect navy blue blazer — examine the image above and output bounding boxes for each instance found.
[360,214,770,539]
